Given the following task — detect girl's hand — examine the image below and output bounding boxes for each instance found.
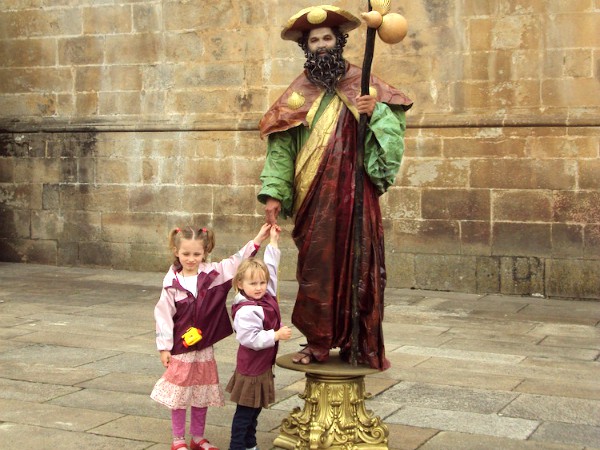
[270,224,281,248]
[253,223,271,246]
[160,350,171,368]
[275,325,292,341]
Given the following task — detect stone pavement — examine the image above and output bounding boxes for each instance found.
[0,261,599,450]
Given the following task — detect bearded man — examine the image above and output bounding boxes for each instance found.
[258,5,412,370]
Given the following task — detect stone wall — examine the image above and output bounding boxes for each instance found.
[0,0,598,299]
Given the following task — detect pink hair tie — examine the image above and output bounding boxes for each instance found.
[175,228,181,233]
[201,227,207,233]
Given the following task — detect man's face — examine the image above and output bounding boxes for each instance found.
[307,27,336,54]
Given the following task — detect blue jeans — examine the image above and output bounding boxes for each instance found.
[229,404,261,450]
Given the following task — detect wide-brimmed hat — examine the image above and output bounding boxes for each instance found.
[281,5,361,42]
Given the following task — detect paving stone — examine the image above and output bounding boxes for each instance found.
[393,345,526,364]
[515,378,600,401]
[530,422,600,448]
[385,423,438,450]
[0,378,80,402]
[378,381,518,414]
[501,394,600,426]
[48,388,167,419]
[0,360,107,385]
[419,431,585,449]
[387,406,539,439]
[0,342,119,367]
[0,398,122,431]
[441,337,599,361]
[0,423,152,449]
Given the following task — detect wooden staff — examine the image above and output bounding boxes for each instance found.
[350,0,376,366]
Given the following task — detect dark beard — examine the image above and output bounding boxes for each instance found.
[304,46,347,93]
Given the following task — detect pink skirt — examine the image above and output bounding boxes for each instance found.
[151,346,224,410]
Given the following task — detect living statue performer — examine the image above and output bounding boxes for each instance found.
[257,4,412,370]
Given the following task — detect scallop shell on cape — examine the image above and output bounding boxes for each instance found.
[287,91,305,109]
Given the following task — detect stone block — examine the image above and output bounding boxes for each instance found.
[493,190,552,222]
[133,4,160,33]
[213,185,256,216]
[461,221,492,256]
[233,157,262,185]
[546,12,600,48]
[182,158,234,186]
[0,183,41,209]
[471,159,576,190]
[163,0,235,31]
[546,259,600,299]
[101,212,167,245]
[551,223,584,258]
[59,36,104,65]
[129,186,180,213]
[499,256,545,296]
[78,241,130,268]
[99,91,141,115]
[83,5,131,34]
[584,224,600,260]
[422,189,490,220]
[384,251,415,289]
[580,158,600,189]
[0,67,73,94]
[380,187,421,219]
[0,8,81,38]
[389,219,461,254]
[0,238,57,264]
[75,93,98,115]
[403,134,442,158]
[105,33,161,65]
[399,159,469,188]
[0,157,14,182]
[444,135,526,158]
[553,190,600,224]
[0,38,55,67]
[476,256,500,293]
[493,223,552,257]
[96,159,141,184]
[0,208,30,239]
[415,254,477,292]
[542,78,600,107]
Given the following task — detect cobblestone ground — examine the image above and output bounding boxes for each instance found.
[0,262,599,449]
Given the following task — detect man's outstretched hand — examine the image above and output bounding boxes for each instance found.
[265,197,282,225]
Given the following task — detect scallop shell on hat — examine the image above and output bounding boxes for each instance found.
[287,91,305,109]
[307,7,327,24]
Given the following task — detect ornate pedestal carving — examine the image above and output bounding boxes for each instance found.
[274,352,389,449]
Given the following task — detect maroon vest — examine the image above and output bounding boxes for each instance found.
[231,293,281,376]
[170,270,234,355]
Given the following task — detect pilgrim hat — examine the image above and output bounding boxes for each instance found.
[281,4,361,42]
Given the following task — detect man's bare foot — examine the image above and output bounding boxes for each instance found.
[291,349,312,365]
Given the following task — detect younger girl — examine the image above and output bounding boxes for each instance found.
[152,224,271,450]
[226,225,292,450]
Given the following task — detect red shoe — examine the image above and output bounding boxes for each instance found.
[171,442,188,450]
[190,438,219,450]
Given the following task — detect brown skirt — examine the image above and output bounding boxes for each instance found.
[226,368,275,409]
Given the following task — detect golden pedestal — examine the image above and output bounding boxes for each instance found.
[273,352,389,449]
